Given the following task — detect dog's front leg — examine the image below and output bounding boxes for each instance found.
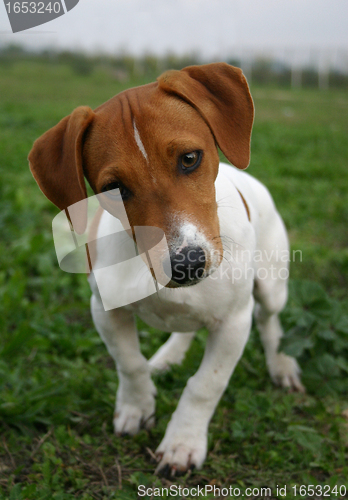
[156,297,254,475]
[91,295,156,435]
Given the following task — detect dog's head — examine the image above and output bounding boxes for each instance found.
[28,63,254,287]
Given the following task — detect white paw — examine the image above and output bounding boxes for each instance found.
[268,352,305,392]
[155,420,207,475]
[114,375,156,435]
[149,333,194,373]
[149,351,183,372]
[114,401,155,435]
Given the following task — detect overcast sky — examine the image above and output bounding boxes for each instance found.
[0,0,347,60]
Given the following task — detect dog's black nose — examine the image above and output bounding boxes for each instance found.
[167,246,206,285]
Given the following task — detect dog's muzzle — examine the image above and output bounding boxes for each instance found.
[164,246,206,286]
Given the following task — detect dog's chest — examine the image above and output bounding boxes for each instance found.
[129,306,204,333]
[124,287,211,332]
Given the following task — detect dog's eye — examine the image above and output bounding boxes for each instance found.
[102,182,131,201]
[180,151,202,172]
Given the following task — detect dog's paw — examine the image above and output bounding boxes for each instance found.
[268,352,305,393]
[148,351,183,373]
[114,400,155,435]
[155,426,207,476]
[148,333,194,373]
[114,370,157,435]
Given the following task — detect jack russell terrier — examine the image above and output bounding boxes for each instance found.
[29,63,304,475]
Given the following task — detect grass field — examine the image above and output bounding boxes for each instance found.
[0,60,347,499]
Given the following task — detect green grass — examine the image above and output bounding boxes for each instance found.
[0,60,347,499]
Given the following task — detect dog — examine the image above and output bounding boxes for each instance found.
[28,62,304,475]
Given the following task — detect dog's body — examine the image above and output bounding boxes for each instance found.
[29,63,304,474]
[90,163,282,333]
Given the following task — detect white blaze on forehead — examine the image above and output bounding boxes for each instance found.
[133,119,148,162]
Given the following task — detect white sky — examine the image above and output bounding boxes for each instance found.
[0,0,347,60]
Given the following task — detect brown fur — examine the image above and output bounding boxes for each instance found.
[236,189,251,222]
[28,63,254,273]
[87,206,104,273]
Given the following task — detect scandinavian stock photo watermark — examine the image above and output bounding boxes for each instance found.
[51,192,302,311]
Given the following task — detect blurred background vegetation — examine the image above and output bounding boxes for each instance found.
[1,44,348,88]
[0,47,347,499]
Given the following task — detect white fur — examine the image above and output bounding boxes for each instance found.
[133,120,148,162]
[88,163,304,474]
[148,332,195,372]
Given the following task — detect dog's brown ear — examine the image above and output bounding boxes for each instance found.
[158,62,254,169]
[28,106,95,234]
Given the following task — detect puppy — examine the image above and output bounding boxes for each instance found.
[29,63,304,475]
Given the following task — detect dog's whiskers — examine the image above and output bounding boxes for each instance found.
[217,195,233,204]
[220,234,236,245]
[217,196,239,212]
[221,244,233,266]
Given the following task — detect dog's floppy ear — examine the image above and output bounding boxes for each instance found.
[158,62,254,169]
[28,106,95,234]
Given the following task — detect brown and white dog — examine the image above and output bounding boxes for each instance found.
[29,63,304,475]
